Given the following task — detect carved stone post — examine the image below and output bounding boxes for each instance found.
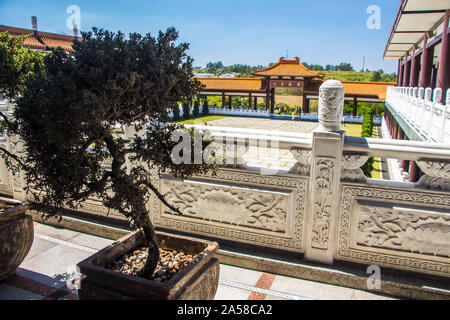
[305,80,345,265]
[8,135,27,202]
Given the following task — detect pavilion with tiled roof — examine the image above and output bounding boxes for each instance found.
[197,57,395,115]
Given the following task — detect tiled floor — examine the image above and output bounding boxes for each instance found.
[208,117,319,133]
[0,223,396,300]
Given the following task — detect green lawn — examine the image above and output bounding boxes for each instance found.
[175,116,228,125]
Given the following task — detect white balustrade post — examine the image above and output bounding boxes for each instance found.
[305,80,345,265]
[432,88,443,141]
[423,88,433,137]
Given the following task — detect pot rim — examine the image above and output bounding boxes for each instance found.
[77,230,219,295]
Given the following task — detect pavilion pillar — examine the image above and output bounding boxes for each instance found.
[420,33,433,88]
[397,60,402,86]
[228,95,232,109]
[248,93,252,110]
[409,49,420,87]
[254,96,258,110]
[403,56,411,87]
[265,78,270,111]
[352,97,358,116]
[222,92,226,108]
[302,95,310,113]
[437,10,450,93]
[270,88,275,114]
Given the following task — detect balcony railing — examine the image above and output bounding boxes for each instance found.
[1,81,449,279]
[386,86,450,144]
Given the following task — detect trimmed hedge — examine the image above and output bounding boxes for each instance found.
[361,109,375,178]
[173,104,180,121]
[202,99,209,116]
[182,100,191,119]
[193,99,200,118]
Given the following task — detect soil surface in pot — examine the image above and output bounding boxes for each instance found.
[107,247,198,282]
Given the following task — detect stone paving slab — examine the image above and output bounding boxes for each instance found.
[0,223,398,300]
[208,117,319,133]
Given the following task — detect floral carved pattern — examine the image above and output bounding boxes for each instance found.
[162,181,287,232]
[151,169,307,252]
[357,205,450,258]
[311,158,335,250]
[416,161,450,191]
[338,184,450,276]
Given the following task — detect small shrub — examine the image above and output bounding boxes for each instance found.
[173,104,180,121]
[202,99,209,116]
[182,100,191,119]
[193,99,200,118]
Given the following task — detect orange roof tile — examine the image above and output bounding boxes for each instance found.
[0,25,75,51]
[197,78,265,92]
[252,57,324,79]
[40,36,74,51]
[305,80,395,101]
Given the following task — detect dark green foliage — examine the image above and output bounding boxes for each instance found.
[202,99,209,116]
[182,100,191,119]
[173,104,180,121]
[10,27,216,279]
[361,108,375,178]
[193,99,200,118]
[0,32,43,101]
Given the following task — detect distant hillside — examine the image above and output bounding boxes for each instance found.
[320,71,396,83]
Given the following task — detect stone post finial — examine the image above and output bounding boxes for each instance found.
[318,80,345,132]
[433,88,442,104]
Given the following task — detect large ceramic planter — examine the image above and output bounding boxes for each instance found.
[0,202,34,281]
[77,231,220,300]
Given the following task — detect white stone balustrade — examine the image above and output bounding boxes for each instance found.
[2,81,450,278]
[386,86,450,144]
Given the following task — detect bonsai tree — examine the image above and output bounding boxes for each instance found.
[7,28,216,279]
[202,99,209,116]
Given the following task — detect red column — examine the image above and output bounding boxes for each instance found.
[353,97,358,116]
[401,131,410,172]
[398,59,404,86]
[302,95,310,113]
[420,33,433,88]
[222,92,226,107]
[409,161,421,183]
[248,93,252,110]
[409,49,420,87]
[437,10,450,93]
[403,57,411,87]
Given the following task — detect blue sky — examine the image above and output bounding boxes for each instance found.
[0,0,400,73]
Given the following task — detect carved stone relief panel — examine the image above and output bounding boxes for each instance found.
[357,202,450,258]
[338,184,450,276]
[416,161,450,191]
[310,157,336,250]
[161,180,288,233]
[152,169,307,252]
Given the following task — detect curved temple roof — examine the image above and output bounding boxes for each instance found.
[197,77,395,101]
[251,57,324,79]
